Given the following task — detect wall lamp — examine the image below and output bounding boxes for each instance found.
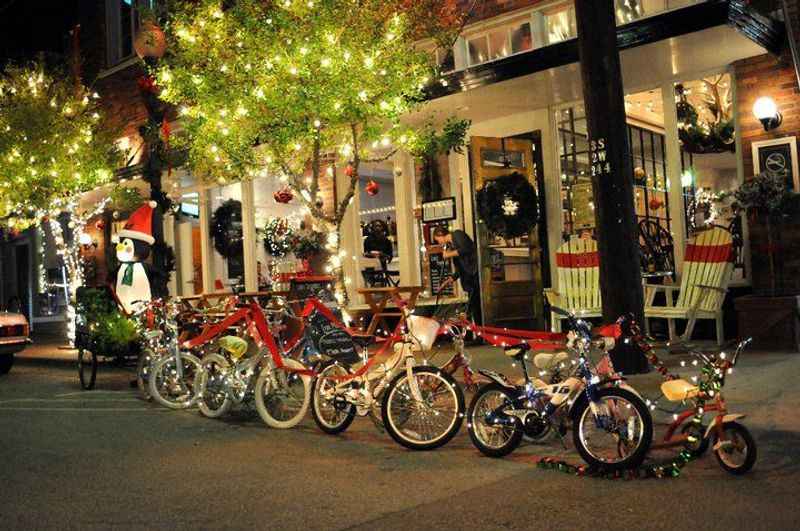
[753,97,782,131]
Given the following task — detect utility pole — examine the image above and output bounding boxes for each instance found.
[574,0,644,324]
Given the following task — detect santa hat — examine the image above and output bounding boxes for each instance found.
[118,201,157,245]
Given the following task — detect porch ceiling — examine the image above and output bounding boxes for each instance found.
[414,24,765,126]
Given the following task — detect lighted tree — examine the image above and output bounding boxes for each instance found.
[157,0,471,302]
[0,61,121,333]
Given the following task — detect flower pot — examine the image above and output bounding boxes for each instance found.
[734,294,800,352]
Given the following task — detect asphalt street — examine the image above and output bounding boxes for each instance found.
[1,346,798,531]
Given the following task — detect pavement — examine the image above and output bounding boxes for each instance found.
[1,341,799,530]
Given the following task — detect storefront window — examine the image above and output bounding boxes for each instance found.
[208,182,243,291]
[358,162,398,288]
[544,4,576,44]
[557,92,676,276]
[253,177,308,290]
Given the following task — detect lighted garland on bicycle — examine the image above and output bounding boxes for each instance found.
[476,172,538,239]
[534,340,706,480]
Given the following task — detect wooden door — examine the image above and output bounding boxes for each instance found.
[470,136,545,329]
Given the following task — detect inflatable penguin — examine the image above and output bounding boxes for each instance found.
[114,201,159,314]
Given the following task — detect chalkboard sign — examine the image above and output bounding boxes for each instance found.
[428,252,455,297]
[288,276,336,306]
[306,309,359,365]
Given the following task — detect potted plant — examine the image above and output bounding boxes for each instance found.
[724,172,800,351]
[409,118,470,202]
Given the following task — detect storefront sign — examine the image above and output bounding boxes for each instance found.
[422,197,457,223]
[571,182,595,230]
[589,137,611,176]
[752,136,799,192]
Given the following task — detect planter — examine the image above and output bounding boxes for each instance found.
[734,294,800,352]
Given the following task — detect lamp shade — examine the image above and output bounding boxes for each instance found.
[753,97,778,121]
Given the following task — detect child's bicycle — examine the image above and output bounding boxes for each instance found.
[654,338,756,474]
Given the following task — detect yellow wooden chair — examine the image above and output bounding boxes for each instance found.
[544,237,601,332]
[644,227,734,345]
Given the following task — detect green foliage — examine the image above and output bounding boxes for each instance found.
[408,117,470,159]
[158,0,461,224]
[75,288,139,354]
[0,61,122,228]
[721,172,797,219]
[109,187,145,214]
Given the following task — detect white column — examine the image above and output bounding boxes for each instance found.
[240,178,258,291]
[456,152,474,239]
[393,153,419,286]
[544,106,566,287]
[198,188,214,293]
[163,213,178,296]
[661,81,687,279]
[177,220,194,296]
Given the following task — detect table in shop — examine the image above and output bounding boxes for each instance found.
[357,286,423,337]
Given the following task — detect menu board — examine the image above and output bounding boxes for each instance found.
[428,252,455,297]
[571,182,596,230]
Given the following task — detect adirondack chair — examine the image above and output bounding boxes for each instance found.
[644,227,734,345]
[544,237,601,332]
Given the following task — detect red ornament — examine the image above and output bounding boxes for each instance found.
[137,75,158,95]
[344,165,355,177]
[365,179,380,196]
[273,187,294,204]
[648,197,664,210]
[95,219,106,231]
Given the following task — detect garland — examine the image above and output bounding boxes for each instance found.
[476,172,538,239]
[210,199,244,259]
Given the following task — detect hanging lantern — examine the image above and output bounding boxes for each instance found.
[134,21,167,59]
[648,197,664,210]
[365,179,380,196]
[633,166,646,185]
[273,187,294,204]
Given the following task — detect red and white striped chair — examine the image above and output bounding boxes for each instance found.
[544,237,601,332]
[644,227,734,345]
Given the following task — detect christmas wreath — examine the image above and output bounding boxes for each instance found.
[476,172,538,239]
[210,199,243,259]
[263,217,294,257]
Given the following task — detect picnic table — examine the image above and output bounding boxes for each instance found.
[357,286,423,337]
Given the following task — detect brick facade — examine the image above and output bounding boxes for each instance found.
[734,0,800,294]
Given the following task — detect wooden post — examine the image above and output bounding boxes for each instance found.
[574,0,644,324]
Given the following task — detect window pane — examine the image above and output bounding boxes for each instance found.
[467,36,489,66]
[510,22,533,54]
[358,162,398,288]
[488,28,510,60]
[120,0,133,59]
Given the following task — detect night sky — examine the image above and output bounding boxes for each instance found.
[0,0,80,63]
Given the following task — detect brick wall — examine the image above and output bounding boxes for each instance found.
[734,3,800,294]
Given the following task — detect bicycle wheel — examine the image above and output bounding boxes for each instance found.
[149,351,202,410]
[194,353,232,418]
[311,361,356,434]
[573,387,653,471]
[382,366,464,451]
[467,383,523,457]
[255,358,311,429]
[78,348,97,390]
[136,349,155,401]
[713,421,756,475]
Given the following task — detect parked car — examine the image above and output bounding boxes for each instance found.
[0,311,30,374]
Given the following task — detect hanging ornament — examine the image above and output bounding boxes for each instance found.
[134,21,167,59]
[95,219,106,231]
[648,197,664,210]
[633,166,647,185]
[136,75,158,95]
[365,179,380,196]
[273,187,294,204]
[344,165,355,178]
[501,195,520,217]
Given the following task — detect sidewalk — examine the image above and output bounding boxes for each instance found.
[16,340,77,363]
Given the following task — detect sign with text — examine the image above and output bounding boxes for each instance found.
[422,197,457,223]
[589,137,611,177]
[753,136,799,192]
[571,182,596,229]
[428,251,455,297]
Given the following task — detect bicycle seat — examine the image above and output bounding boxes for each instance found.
[218,335,249,360]
[533,351,569,370]
[660,379,700,401]
[351,334,373,349]
[503,343,530,358]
